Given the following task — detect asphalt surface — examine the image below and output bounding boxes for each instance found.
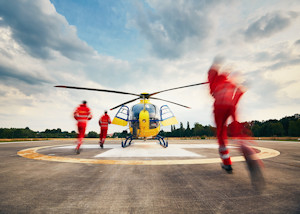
[0,139,299,214]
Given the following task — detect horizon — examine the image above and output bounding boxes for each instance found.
[1,112,298,133]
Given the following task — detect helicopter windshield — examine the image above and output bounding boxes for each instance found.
[131,103,157,120]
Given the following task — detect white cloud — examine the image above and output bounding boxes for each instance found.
[131,0,229,59]
[0,0,93,60]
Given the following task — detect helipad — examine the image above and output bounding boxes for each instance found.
[17,142,280,165]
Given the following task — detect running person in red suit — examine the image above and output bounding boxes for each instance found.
[74,101,92,154]
[99,110,111,149]
[208,61,265,190]
[208,63,244,173]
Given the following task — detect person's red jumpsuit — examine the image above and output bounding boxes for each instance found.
[99,111,111,148]
[208,65,244,169]
[74,102,92,152]
[208,63,265,189]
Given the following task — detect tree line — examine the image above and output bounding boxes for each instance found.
[247,114,300,137]
[159,122,215,138]
[0,127,98,139]
[96,114,300,138]
[0,114,299,139]
[158,114,300,138]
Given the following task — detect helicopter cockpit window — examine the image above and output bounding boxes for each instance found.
[145,104,156,119]
[131,103,159,129]
[131,104,158,119]
[131,104,144,120]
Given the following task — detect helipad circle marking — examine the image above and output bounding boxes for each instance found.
[17,144,280,165]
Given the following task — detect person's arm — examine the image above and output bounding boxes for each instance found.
[233,86,245,106]
[99,117,102,126]
[88,111,92,120]
[73,108,78,120]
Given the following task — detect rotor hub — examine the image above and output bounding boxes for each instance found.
[140,93,150,99]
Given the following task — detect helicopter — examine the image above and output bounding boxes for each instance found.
[55,82,208,148]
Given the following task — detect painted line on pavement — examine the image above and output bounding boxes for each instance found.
[17,144,280,165]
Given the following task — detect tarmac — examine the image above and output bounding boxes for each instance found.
[0,139,299,213]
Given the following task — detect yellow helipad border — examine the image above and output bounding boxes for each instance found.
[17,144,280,165]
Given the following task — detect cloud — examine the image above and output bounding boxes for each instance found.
[0,0,93,60]
[267,58,300,70]
[131,0,229,59]
[0,24,55,95]
[253,40,300,70]
[0,64,51,85]
[244,11,299,42]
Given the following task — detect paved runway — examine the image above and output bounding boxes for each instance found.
[0,139,299,213]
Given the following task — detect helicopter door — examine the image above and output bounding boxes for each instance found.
[112,106,129,126]
[160,105,178,126]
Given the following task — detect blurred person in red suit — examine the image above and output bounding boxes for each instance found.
[73,100,92,154]
[99,110,111,149]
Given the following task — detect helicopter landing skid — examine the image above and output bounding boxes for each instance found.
[121,135,133,148]
[156,135,168,148]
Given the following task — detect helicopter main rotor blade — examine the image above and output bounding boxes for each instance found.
[110,98,140,111]
[55,85,140,97]
[151,97,191,109]
[149,82,209,97]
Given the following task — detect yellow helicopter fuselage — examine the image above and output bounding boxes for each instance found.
[112,95,179,141]
[129,99,160,138]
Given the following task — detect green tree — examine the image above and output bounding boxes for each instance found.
[159,130,165,137]
[204,125,215,137]
[87,131,98,138]
[251,121,262,137]
[193,123,204,136]
[271,122,284,136]
[70,131,77,138]
[179,122,185,137]
[185,121,192,137]
[288,120,300,136]
[23,127,36,138]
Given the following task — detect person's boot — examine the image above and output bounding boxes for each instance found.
[221,164,233,174]
[75,147,81,154]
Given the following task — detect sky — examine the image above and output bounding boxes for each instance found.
[0,0,299,134]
